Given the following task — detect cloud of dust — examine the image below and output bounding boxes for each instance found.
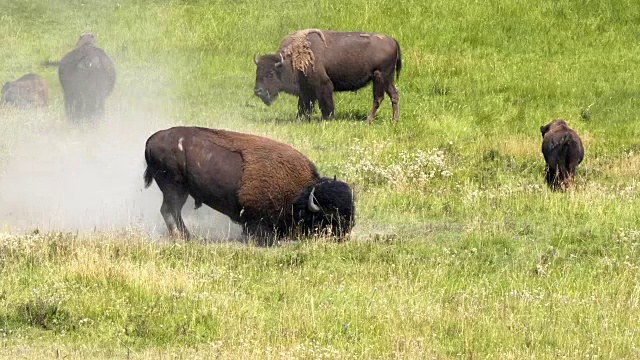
[0,17,248,242]
[0,107,243,242]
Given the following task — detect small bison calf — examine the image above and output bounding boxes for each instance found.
[540,119,584,190]
[1,73,48,108]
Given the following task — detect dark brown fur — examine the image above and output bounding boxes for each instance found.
[1,73,48,108]
[254,30,401,123]
[45,33,116,124]
[144,126,355,243]
[540,120,584,190]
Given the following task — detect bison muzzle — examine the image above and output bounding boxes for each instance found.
[143,126,355,244]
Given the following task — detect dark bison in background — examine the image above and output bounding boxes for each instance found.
[144,126,355,244]
[540,119,584,190]
[1,73,48,108]
[254,29,401,124]
[45,33,116,123]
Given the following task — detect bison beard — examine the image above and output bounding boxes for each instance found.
[540,120,584,190]
[143,126,355,244]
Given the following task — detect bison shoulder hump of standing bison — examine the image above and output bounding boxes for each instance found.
[143,126,355,244]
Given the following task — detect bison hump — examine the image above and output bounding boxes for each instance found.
[279,29,327,74]
[203,129,317,216]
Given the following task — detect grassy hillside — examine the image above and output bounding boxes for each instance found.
[1,0,640,358]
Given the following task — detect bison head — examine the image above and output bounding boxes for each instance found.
[253,53,287,106]
[76,33,97,47]
[0,83,9,102]
[540,119,567,137]
[291,177,355,238]
[0,83,18,106]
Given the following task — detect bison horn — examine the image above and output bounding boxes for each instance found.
[275,53,284,68]
[308,188,321,212]
[253,53,259,65]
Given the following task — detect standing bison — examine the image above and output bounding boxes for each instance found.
[46,33,116,123]
[1,73,49,108]
[254,29,401,123]
[144,126,355,244]
[540,120,584,190]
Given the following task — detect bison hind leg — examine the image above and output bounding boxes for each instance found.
[545,164,557,189]
[157,182,191,240]
[366,70,387,124]
[297,87,316,120]
[386,82,399,122]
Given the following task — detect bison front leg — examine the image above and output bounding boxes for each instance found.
[297,78,316,120]
[297,94,315,120]
[367,70,386,124]
[316,80,335,120]
[243,219,277,247]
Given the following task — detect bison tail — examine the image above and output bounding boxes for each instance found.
[42,60,61,68]
[395,40,402,81]
[143,166,154,188]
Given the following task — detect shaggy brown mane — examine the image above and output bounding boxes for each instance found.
[200,128,318,216]
[279,29,327,74]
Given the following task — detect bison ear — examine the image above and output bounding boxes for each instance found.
[540,124,549,137]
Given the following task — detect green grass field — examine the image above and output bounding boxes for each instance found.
[2,0,640,358]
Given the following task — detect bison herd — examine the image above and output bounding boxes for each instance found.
[1,29,586,244]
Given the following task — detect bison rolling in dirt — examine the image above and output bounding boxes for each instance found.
[143,126,355,244]
[46,33,116,124]
[540,120,584,190]
[1,73,48,108]
[254,29,401,124]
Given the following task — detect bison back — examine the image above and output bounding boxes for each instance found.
[1,73,48,108]
[542,128,583,166]
[59,46,116,99]
[284,30,401,92]
[197,128,319,219]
